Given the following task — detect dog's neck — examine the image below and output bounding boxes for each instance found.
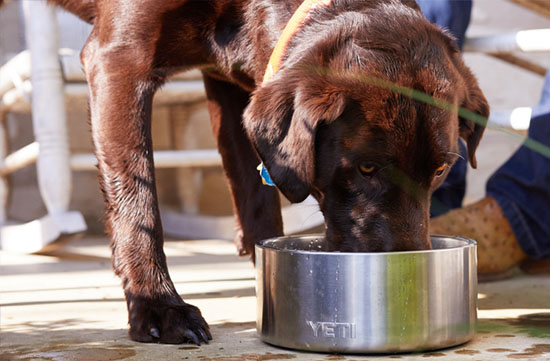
[206,0,423,90]
[205,0,338,90]
[262,0,332,84]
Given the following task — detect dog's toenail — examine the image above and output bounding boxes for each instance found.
[150,327,160,338]
[184,330,201,345]
[198,329,210,344]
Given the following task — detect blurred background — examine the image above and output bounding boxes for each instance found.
[0,0,549,241]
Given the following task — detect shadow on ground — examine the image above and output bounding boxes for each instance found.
[1,320,273,361]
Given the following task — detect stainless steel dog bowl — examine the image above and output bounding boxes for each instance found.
[255,235,477,354]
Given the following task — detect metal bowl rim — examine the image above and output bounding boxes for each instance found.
[255,234,476,256]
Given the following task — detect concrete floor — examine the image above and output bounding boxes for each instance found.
[1,237,550,361]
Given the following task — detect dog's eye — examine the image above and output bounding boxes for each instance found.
[359,162,376,176]
[435,163,448,177]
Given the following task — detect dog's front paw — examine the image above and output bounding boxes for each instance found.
[127,295,211,344]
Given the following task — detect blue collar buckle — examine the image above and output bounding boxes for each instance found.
[257,163,275,186]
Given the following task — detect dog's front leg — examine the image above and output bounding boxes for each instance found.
[81,34,210,344]
[203,73,284,261]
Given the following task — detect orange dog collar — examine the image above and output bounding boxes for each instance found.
[262,0,332,84]
[258,0,332,187]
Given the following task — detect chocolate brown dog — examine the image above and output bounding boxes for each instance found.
[45,0,487,345]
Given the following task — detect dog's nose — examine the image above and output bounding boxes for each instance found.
[405,220,432,250]
[387,217,432,251]
[409,233,432,250]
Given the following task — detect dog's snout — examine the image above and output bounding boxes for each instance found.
[375,216,431,252]
[322,189,432,253]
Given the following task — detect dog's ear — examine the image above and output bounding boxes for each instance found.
[458,71,489,169]
[243,78,346,203]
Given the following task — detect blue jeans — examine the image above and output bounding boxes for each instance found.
[417,0,472,216]
[416,0,472,50]
[487,72,550,259]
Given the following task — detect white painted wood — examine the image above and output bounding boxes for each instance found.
[0,3,324,252]
[0,211,86,253]
[489,107,533,130]
[23,0,72,215]
[70,149,222,170]
[464,29,550,53]
[0,48,204,97]
[282,195,324,234]
[61,81,206,105]
[162,195,324,240]
[0,112,8,223]
[0,145,222,174]
[0,81,32,113]
[0,50,31,98]
[0,143,221,174]
[0,1,88,252]
[57,48,204,82]
[1,80,206,114]
[0,141,39,176]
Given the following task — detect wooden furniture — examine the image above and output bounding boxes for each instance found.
[0,0,324,253]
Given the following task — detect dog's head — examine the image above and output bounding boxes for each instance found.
[243,4,488,252]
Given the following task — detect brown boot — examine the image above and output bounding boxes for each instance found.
[430,197,527,279]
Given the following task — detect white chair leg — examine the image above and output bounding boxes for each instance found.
[0,112,9,224]
[25,1,71,215]
[162,195,324,240]
[0,1,86,253]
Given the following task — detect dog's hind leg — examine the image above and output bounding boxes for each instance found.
[80,12,210,345]
[203,73,284,262]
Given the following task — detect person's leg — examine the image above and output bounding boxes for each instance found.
[487,110,550,260]
[417,0,473,215]
[537,70,550,108]
[416,0,472,50]
[533,70,550,116]
[431,195,527,275]
[432,70,550,276]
